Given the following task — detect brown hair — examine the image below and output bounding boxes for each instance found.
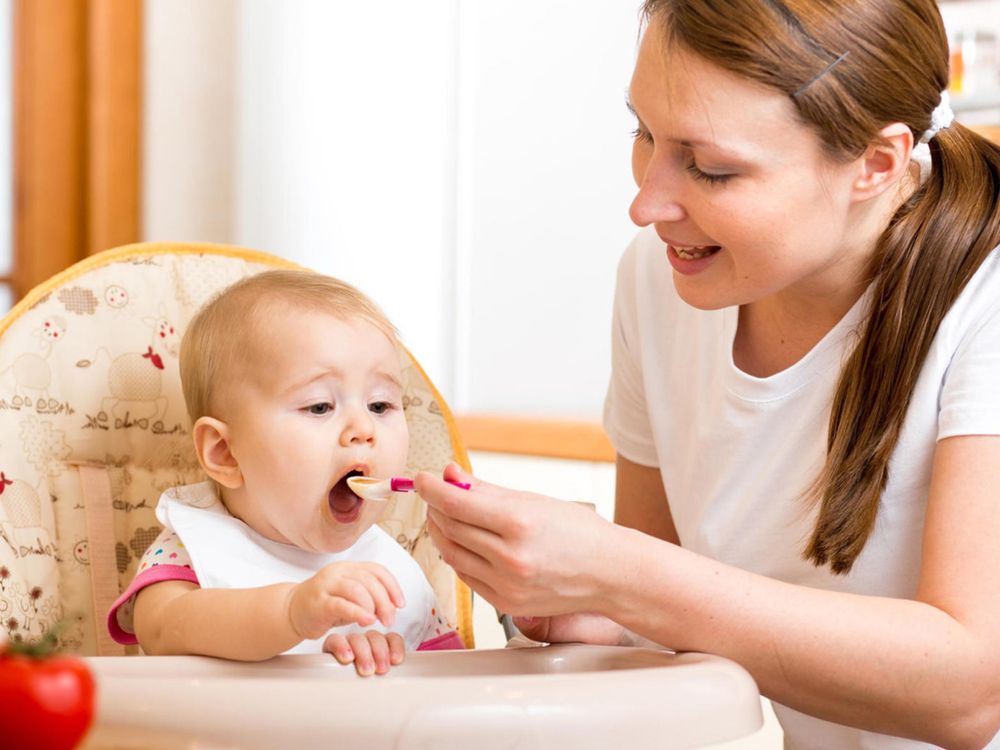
[180,269,398,423]
[642,0,1000,572]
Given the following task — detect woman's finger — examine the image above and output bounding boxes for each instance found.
[456,571,502,609]
[415,471,513,530]
[512,615,552,642]
[427,507,507,560]
[427,516,496,584]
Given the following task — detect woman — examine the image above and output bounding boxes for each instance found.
[416,0,1000,747]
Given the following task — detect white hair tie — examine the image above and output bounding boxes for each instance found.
[919,90,955,144]
[912,90,955,182]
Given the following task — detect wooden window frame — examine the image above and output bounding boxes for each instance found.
[12,0,142,302]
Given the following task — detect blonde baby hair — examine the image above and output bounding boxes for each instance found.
[180,269,399,423]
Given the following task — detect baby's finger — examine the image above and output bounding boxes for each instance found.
[386,631,405,665]
[331,578,378,624]
[345,571,396,628]
[326,596,377,628]
[348,632,375,677]
[366,631,392,675]
[323,633,355,664]
[364,564,406,610]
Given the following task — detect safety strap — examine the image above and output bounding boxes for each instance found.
[76,463,126,656]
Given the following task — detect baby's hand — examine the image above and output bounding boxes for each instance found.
[287,562,405,641]
[324,630,406,677]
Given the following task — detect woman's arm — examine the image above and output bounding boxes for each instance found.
[419,437,1000,747]
[613,454,679,544]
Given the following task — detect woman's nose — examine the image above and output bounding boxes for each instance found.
[629,159,687,227]
[340,406,375,446]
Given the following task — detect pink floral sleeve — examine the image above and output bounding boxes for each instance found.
[107,528,199,645]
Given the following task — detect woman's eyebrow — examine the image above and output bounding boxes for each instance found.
[626,95,752,164]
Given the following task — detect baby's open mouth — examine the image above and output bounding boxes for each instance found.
[328,470,365,523]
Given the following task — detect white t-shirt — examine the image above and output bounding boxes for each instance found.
[603,226,1000,749]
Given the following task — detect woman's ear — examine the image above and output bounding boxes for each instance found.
[192,416,244,489]
[851,122,914,202]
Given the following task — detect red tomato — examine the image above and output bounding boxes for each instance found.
[0,651,95,749]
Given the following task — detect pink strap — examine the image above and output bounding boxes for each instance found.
[76,463,127,656]
[416,630,465,651]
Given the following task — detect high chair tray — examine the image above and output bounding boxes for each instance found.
[81,644,762,749]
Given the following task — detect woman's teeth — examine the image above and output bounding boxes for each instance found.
[673,245,718,260]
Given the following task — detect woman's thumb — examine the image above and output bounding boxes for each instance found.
[512,615,551,643]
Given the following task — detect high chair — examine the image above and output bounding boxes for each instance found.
[0,243,765,749]
[0,242,474,655]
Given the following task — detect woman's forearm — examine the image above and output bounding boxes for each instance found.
[601,525,1000,748]
[144,583,301,660]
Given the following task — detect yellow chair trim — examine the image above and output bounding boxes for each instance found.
[404,348,475,649]
[0,242,303,337]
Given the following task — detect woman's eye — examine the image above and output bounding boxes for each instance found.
[631,127,653,145]
[306,402,334,416]
[369,401,393,415]
[686,160,734,186]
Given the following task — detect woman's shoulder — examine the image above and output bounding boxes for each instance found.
[939,242,1000,343]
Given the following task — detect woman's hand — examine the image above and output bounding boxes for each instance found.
[324,630,405,677]
[415,464,625,618]
[513,613,627,646]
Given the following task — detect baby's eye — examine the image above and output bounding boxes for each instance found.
[306,402,334,416]
[369,401,394,415]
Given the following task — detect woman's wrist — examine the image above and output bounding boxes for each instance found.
[584,521,652,618]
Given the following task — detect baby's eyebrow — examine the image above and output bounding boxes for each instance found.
[373,370,404,391]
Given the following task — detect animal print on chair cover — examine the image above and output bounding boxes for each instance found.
[0,243,473,655]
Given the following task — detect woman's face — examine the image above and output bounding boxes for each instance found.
[628,24,872,311]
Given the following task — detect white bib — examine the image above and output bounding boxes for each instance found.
[156,482,437,654]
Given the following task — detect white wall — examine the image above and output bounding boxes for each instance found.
[143,0,643,419]
[234,1,459,401]
[451,2,639,415]
[143,0,238,244]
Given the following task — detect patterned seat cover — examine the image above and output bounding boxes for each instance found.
[0,243,474,655]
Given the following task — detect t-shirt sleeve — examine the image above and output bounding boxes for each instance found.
[938,302,1000,440]
[602,239,659,467]
[107,528,199,645]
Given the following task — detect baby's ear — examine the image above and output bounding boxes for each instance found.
[192,417,244,489]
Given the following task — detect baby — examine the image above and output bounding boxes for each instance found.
[107,270,462,674]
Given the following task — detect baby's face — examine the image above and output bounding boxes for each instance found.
[222,306,409,553]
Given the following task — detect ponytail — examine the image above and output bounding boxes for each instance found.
[806,125,1000,572]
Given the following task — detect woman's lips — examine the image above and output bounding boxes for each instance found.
[665,243,721,275]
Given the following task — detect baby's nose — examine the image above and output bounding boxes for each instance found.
[340,408,376,446]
